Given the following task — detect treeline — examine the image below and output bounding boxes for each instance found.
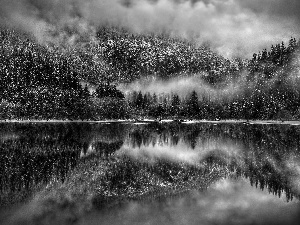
[1,26,300,120]
[125,89,299,120]
[125,37,300,120]
[248,37,300,78]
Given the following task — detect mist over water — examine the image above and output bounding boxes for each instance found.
[80,179,300,225]
[119,132,244,166]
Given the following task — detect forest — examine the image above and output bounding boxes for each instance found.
[0,26,300,120]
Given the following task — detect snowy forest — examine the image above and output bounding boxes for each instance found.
[0,26,300,121]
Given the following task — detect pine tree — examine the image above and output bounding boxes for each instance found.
[186,91,199,118]
[170,94,181,117]
[135,91,144,109]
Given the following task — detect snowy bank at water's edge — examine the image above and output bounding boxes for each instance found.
[0,119,300,125]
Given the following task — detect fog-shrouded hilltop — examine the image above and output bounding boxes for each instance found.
[1,0,300,121]
[1,23,300,121]
[1,0,300,57]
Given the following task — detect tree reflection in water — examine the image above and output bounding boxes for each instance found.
[121,123,300,202]
[0,122,300,208]
[0,122,127,205]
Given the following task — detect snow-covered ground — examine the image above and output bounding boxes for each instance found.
[1,119,300,125]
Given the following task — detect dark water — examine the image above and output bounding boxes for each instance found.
[0,122,300,225]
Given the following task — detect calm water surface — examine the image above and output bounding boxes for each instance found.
[0,122,300,225]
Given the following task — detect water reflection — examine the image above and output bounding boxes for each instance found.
[1,122,300,224]
[120,123,300,202]
[81,178,300,225]
[0,123,127,205]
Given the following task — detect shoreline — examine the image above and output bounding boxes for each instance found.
[0,119,300,125]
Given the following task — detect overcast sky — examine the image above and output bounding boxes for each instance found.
[0,0,300,58]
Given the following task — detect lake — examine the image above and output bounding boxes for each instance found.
[0,122,300,225]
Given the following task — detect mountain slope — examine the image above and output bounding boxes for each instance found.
[0,29,87,119]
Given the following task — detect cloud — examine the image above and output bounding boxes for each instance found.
[0,0,97,46]
[117,133,244,166]
[285,157,300,196]
[238,0,300,22]
[118,73,248,101]
[0,0,299,57]
[78,178,300,225]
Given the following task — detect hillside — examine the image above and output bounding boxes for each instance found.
[0,26,300,120]
[0,29,86,119]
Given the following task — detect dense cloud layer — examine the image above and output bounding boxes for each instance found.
[0,0,299,57]
[239,0,300,21]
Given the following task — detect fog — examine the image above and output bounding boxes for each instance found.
[1,0,299,57]
[5,179,299,225]
[118,72,249,100]
[118,62,300,101]
[285,158,300,196]
[119,136,244,165]
[78,178,300,225]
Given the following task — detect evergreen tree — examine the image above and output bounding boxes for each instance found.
[135,91,144,109]
[170,94,181,117]
[186,91,199,118]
